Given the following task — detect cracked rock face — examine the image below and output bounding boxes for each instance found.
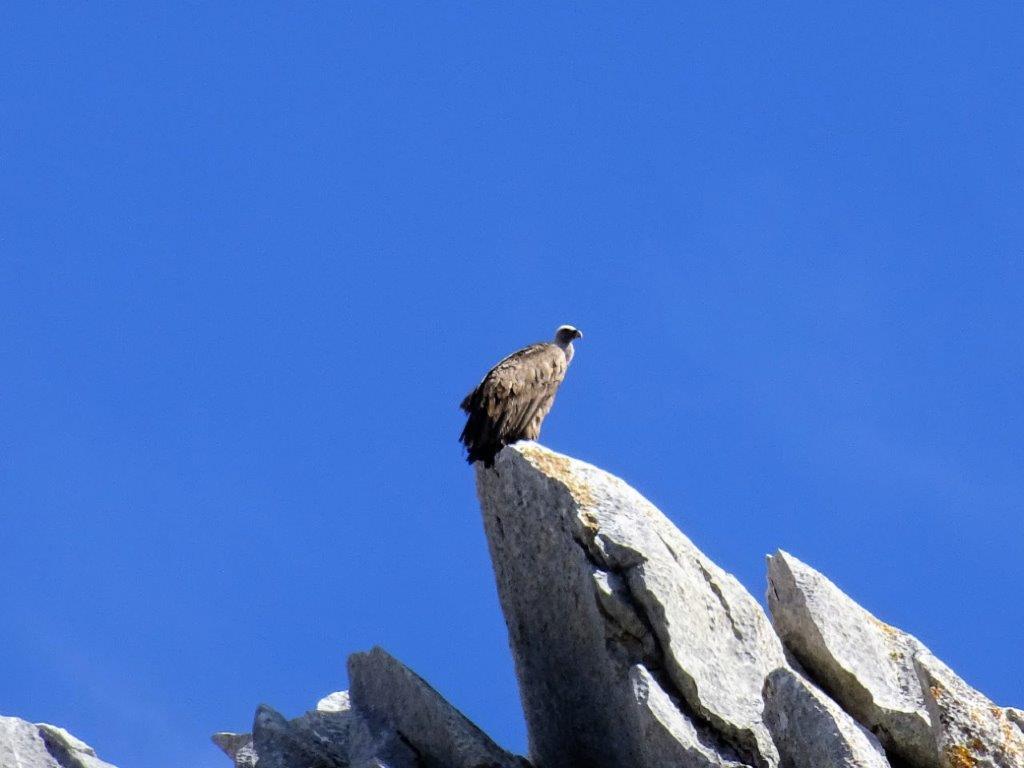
[766,550,937,767]
[628,664,751,768]
[476,442,791,768]
[0,717,116,768]
[767,550,1022,768]
[914,651,1024,768]
[762,667,890,768]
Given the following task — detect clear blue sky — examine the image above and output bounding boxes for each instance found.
[2,4,1022,767]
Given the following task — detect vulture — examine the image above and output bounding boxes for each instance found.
[459,325,583,467]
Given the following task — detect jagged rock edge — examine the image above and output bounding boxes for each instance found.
[766,554,899,752]
[539,466,761,767]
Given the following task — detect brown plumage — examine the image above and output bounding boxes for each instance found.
[460,325,583,467]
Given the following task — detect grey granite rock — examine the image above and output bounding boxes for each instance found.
[250,704,348,768]
[201,444,1019,768]
[476,442,785,768]
[766,550,937,767]
[0,718,116,768]
[628,664,750,768]
[34,726,115,768]
[211,732,257,768]
[213,647,526,768]
[348,647,528,768]
[767,550,1024,768]
[213,695,418,768]
[0,718,61,768]
[762,667,890,768]
[914,651,1024,768]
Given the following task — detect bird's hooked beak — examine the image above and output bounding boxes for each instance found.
[574,329,584,340]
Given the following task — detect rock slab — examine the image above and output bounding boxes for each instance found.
[762,667,890,768]
[767,549,1022,768]
[348,646,529,768]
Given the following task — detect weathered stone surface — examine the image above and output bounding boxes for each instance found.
[348,646,528,768]
[914,651,1024,768]
[762,667,890,768]
[767,550,1024,768]
[477,442,786,768]
[34,725,115,768]
[214,647,526,768]
[0,718,116,768]
[1008,708,1024,735]
[213,694,419,768]
[251,704,348,768]
[629,664,749,768]
[0,718,61,768]
[766,550,937,767]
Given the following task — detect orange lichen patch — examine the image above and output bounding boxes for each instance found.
[519,445,596,507]
[998,713,1024,762]
[946,745,978,768]
[930,681,946,701]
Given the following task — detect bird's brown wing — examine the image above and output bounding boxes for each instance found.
[460,342,568,450]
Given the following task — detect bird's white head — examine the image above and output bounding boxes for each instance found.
[554,324,583,348]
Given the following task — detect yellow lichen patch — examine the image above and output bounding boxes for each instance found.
[519,445,596,507]
[579,509,601,535]
[869,615,901,639]
[946,745,978,768]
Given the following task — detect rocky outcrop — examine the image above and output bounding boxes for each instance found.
[201,442,1016,768]
[4,444,1015,768]
[0,718,116,768]
[767,549,1022,768]
[212,647,527,768]
[475,443,790,768]
[766,550,936,767]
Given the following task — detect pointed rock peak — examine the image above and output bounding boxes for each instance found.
[211,731,253,762]
[478,442,788,768]
[348,646,528,768]
[767,549,1021,768]
[767,549,937,766]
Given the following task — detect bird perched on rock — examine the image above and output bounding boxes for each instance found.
[460,325,583,467]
